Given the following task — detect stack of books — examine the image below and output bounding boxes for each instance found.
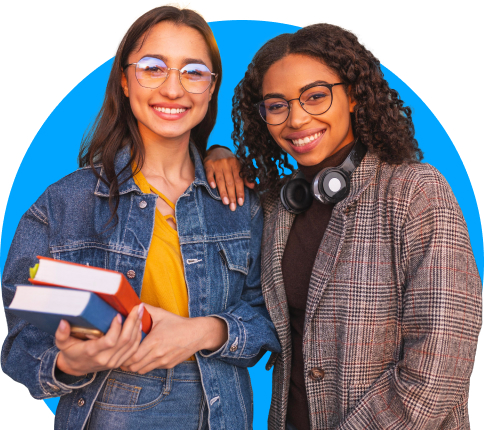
[7,256,152,340]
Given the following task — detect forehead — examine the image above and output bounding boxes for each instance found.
[131,21,212,68]
[262,54,340,96]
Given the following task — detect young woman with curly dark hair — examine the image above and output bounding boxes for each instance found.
[204,23,481,430]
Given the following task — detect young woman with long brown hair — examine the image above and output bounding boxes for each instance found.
[1,6,279,430]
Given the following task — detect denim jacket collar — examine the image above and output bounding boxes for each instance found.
[94,142,221,201]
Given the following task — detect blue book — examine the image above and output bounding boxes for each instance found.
[7,285,127,339]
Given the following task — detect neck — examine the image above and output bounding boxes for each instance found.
[137,125,194,184]
[298,140,355,182]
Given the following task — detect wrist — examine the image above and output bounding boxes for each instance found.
[196,317,228,352]
[56,351,84,377]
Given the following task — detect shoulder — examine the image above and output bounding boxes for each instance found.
[377,161,462,222]
[32,165,102,215]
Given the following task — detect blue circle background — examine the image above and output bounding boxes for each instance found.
[1,21,482,424]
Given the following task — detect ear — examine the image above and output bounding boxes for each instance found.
[121,71,129,98]
[347,85,357,113]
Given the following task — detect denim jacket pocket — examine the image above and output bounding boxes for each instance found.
[217,240,250,276]
[49,241,115,269]
[216,240,250,311]
[93,370,169,412]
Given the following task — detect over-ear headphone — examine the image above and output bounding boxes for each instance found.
[280,139,367,214]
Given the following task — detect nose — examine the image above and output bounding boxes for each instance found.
[286,100,312,129]
[158,69,185,99]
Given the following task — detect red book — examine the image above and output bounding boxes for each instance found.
[29,256,152,333]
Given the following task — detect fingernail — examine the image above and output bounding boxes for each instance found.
[210,182,216,188]
[140,322,143,331]
[117,313,122,324]
[230,203,236,212]
[238,198,244,206]
[59,320,67,330]
[223,197,229,205]
[138,303,144,318]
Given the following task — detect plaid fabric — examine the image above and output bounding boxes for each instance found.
[261,153,482,430]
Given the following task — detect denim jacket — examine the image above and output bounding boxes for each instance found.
[1,143,281,430]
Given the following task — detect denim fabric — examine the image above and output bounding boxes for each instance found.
[87,361,208,430]
[1,143,281,430]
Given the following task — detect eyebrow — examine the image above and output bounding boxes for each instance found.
[263,80,332,100]
[142,54,208,67]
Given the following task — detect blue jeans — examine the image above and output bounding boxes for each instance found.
[87,361,208,430]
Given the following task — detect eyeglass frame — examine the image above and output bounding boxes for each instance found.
[257,82,346,125]
[123,57,218,94]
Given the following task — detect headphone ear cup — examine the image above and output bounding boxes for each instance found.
[280,178,313,214]
[313,169,350,204]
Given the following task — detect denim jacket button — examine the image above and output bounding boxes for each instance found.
[77,398,85,407]
[230,343,238,352]
[139,200,147,209]
[127,270,136,279]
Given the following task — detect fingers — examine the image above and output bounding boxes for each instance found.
[117,327,143,369]
[96,313,123,352]
[232,164,246,207]
[223,167,237,211]
[204,161,216,189]
[214,165,230,207]
[106,305,144,367]
[55,320,78,350]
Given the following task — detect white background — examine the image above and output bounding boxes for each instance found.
[1,0,483,428]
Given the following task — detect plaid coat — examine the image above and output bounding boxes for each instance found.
[261,152,482,430]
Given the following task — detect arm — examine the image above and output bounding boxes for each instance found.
[1,201,95,398]
[204,145,255,211]
[337,194,482,429]
[122,192,281,373]
[1,197,142,398]
[198,191,281,367]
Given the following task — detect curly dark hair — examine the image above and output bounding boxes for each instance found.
[232,24,423,193]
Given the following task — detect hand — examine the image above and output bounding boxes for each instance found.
[121,304,228,374]
[204,147,255,211]
[55,304,144,377]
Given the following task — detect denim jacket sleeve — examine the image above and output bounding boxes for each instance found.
[1,193,96,399]
[199,192,281,367]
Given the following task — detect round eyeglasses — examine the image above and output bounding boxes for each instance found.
[257,83,345,125]
[123,56,217,94]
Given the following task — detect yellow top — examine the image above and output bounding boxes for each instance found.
[133,168,194,359]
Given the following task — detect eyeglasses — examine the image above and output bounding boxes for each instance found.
[257,83,345,125]
[123,56,217,94]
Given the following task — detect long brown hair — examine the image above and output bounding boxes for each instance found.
[79,6,222,221]
[232,24,422,193]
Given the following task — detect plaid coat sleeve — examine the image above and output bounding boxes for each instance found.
[337,166,482,429]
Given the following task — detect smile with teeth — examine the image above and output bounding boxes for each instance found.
[153,106,187,114]
[291,131,324,146]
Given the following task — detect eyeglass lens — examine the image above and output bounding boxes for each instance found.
[259,85,333,125]
[135,57,213,93]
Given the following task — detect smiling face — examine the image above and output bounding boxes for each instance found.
[121,21,216,146]
[262,54,356,166]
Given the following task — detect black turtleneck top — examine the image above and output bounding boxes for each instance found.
[282,141,354,430]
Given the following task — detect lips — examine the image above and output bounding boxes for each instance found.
[150,103,190,121]
[284,129,326,154]
[290,131,323,147]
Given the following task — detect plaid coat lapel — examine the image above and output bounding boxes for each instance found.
[305,153,380,326]
[261,187,295,429]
